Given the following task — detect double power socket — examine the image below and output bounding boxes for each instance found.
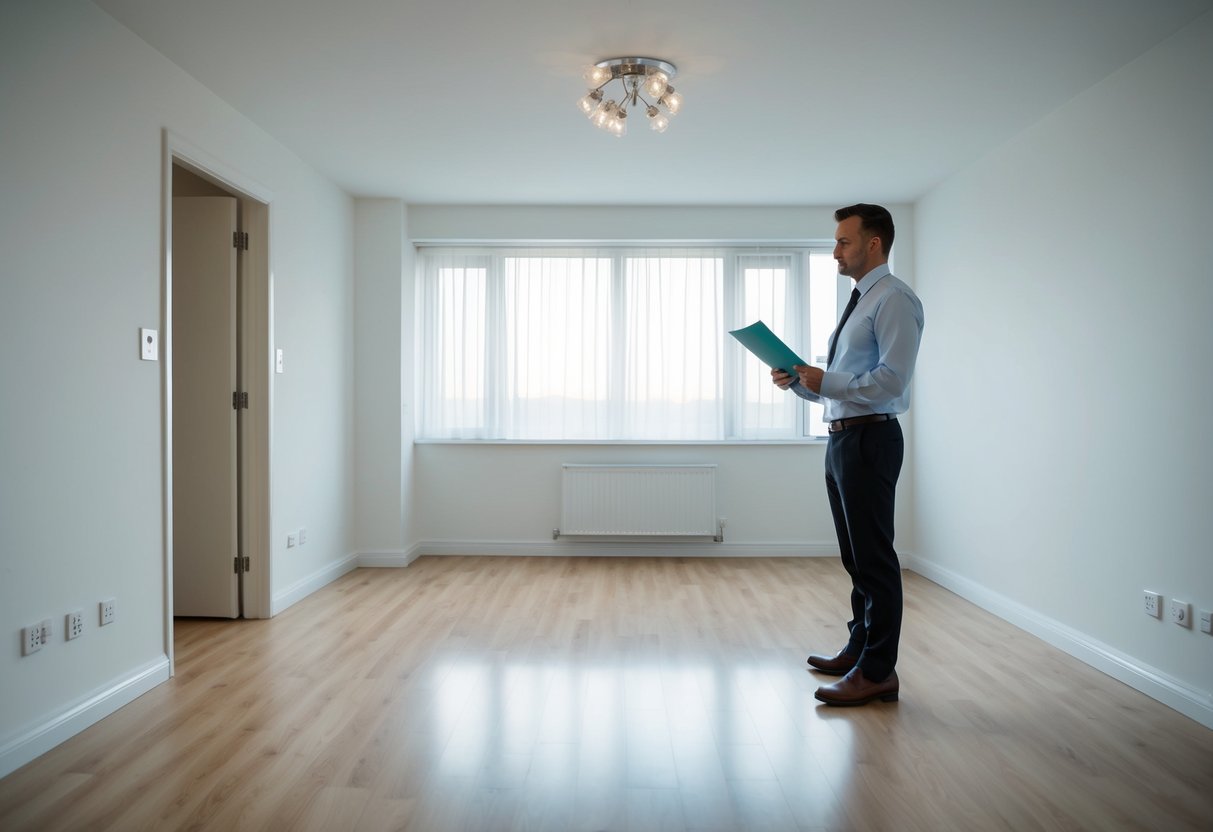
[1144,590,1212,633]
[21,599,116,656]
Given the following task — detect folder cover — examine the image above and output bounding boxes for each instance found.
[728,320,807,375]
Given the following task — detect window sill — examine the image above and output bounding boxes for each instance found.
[412,438,826,446]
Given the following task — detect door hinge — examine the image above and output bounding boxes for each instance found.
[233,231,249,251]
[232,391,249,409]
[234,555,250,574]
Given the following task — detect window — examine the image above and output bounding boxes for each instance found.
[416,245,842,441]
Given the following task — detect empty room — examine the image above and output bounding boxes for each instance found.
[1,1,1211,830]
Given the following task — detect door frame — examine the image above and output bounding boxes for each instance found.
[161,129,275,672]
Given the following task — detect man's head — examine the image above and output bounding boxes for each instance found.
[833,203,894,279]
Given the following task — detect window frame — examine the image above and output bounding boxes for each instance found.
[415,242,840,444]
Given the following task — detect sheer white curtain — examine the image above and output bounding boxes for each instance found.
[622,253,724,440]
[500,253,613,439]
[416,244,827,441]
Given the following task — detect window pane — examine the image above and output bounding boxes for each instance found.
[433,264,486,434]
[737,255,799,437]
[417,245,830,441]
[502,256,612,439]
[808,252,838,365]
[623,255,723,439]
[806,252,840,436]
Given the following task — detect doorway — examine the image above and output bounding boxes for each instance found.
[162,131,273,669]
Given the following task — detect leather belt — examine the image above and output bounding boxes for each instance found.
[828,413,896,433]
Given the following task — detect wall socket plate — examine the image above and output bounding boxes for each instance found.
[140,328,158,360]
[66,610,85,640]
[1199,609,1212,634]
[21,624,43,655]
[100,598,116,626]
[1169,599,1192,628]
[1143,590,1162,618]
[287,533,297,548]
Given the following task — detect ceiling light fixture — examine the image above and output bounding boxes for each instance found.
[576,57,682,137]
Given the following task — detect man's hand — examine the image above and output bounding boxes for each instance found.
[773,365,824,393]
[792,364,824,393]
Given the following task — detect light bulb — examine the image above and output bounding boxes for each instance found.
[608,109,627,137]
[643,71,669,98]
[593,100,617,129]
[583,64,612,86]
[660,88,682,115]
[577,89,603,116]
[646,105,669,133]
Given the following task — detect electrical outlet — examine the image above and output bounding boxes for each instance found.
[21,624,43,656]
[1143,590,1162,618]
[40,618,53,646]
[1169,599,1192,628]
[100,598,116,626]
[287,533,297,549]
[1199,609,1212,634]
[66,610,85,640]
[298,528,307,545]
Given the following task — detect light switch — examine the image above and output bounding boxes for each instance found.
[140,328,158,361]
[275,348,284,373]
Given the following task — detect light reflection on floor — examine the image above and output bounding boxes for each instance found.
[413,652,865,828]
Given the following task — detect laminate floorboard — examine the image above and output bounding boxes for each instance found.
[1,556,1210,831]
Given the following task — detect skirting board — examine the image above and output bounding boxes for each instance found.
[358,546,423,568]
[0,656,170,779]
[271,553,360,616]
[410,540,840,558]
[904,554,1213,730]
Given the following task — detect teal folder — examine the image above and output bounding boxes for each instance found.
[728,320,807,375]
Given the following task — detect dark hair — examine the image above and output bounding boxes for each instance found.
[834,203,894,256]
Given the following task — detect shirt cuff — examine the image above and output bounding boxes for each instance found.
[819,370,846,399]
[788,380,820,403]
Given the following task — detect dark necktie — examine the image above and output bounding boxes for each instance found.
[827,288,861,367]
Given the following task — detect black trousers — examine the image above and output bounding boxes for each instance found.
[824,418,904,682]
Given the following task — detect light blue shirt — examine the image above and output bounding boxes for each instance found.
[790,264,924,423]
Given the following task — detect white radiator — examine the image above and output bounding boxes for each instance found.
[558,464,719,538]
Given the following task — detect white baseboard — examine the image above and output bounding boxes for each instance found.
[904,554,1213,730]
[411,539,839,558]
[0,655,170,779]
[357,545,423,567]
[271,553,360,615]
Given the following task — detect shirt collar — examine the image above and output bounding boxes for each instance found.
[854,263,891,297]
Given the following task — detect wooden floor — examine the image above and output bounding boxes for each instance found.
[1,557,1210,831]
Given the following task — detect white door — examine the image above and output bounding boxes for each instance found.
[172,196,239,618]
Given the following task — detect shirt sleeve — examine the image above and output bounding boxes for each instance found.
[819,289,922,405]
[787,379,823,404]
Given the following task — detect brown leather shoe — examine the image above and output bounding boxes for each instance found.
[814,668,899,706]
[806,650,859,676]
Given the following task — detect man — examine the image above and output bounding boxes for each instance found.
[773,203,924,706]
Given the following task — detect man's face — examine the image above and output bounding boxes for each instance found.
[834,215,876,279]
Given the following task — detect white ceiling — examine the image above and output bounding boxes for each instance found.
[95,0,1210,206]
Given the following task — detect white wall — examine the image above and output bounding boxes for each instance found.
[354,199,418,564]
[268,180,356,607]
[912,12,1213,725]
[406,205,918,557]
[0,0,356,775]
